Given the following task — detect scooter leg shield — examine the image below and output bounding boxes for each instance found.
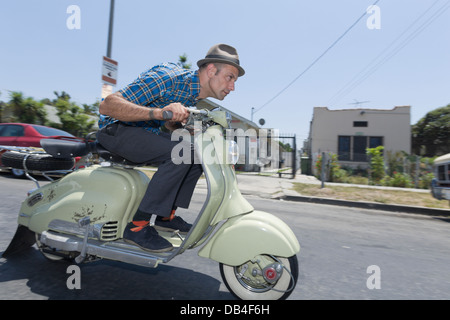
[2,225,36,258]
[198,210,300,266]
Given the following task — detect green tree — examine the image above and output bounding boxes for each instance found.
[412,104,450,156]
[314,152,343,182]
[0,100,4,122]
[366,146,385,184]
[50,91,95,137]
[52,90,71,102]
[178,54,192,70]
[279,141,293,152]
[0,90,4,121]
[7,91,47,124]
[83,100,100,115]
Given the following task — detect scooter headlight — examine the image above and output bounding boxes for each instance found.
[227,140,239,165]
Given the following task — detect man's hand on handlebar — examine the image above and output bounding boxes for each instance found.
[162,103,190,123]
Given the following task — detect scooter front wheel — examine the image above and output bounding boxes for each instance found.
[219,254,298,300]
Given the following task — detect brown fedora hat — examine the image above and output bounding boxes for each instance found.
[197,44,245,77]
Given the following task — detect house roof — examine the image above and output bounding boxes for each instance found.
[197,98,260,129]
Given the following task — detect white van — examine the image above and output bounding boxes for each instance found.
[431,153,450,200]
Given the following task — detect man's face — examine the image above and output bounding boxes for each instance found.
[208,64,239,100]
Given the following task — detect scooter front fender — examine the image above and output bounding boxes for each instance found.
[198,210,300,266]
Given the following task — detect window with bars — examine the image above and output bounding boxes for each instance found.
[338,136,383,161]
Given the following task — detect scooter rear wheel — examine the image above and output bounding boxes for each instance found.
[220,254,298,300]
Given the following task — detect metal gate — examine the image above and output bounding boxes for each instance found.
[276,134,297,179]
[231,129,297,179]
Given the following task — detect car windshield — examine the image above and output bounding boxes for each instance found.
[32,125,74,137]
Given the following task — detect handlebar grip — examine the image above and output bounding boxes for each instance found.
[162,110,173,120]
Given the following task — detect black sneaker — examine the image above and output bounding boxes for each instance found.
[154,216,192,234]
[123,222,173,253]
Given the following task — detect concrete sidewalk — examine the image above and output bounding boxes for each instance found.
[196,172,450,217]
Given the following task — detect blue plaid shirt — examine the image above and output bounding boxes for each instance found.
[99,63,201,134]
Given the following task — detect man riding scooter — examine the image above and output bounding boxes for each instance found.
[97,44,245,253]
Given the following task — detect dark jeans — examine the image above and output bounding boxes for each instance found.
[97,122,202,219]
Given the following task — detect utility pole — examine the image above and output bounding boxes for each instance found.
[101,0,117,99]
[106,0,115,58]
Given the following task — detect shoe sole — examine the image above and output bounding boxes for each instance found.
[123,238,173,253]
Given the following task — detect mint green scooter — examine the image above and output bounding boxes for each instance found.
[2,109,300,300]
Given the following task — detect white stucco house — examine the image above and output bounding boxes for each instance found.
[307,106,411,173]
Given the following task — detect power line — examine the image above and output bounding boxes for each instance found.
[327,0,450,106]
[328,0,450,106]
[254,0,381,114]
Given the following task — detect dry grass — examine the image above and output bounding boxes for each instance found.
[292,183,450,209]
[139,167,448,210]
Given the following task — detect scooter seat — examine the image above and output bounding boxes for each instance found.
[40,138,92,158]
[41,138,148,167]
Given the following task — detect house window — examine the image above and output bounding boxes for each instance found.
[437,165,446,181]
[338,136,383,162]
[338,136,351,161]
[353,136,367,161]
[353,121,368,127]
[369,136,383,148]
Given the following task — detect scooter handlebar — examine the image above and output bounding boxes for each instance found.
[162,108,207,120]
[162,110,173,120]
[188,109,208,115]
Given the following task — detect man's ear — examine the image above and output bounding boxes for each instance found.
[206,63,217,77]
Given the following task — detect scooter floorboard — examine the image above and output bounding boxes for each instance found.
[41,230,179,268]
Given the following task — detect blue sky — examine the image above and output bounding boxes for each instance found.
[1,0,449,144]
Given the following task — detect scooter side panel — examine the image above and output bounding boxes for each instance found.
[198,210,300,266]
[18,166,149,237]
[210,165,254,225]
[182,131,254,251]
[198,127,254,225]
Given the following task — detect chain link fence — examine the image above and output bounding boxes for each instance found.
[312,150,435,189]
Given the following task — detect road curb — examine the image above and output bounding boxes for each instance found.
[275,194,450,217]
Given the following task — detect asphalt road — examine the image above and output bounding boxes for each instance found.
[1,172,450,300]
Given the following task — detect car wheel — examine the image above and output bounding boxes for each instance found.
[10,168,26,178]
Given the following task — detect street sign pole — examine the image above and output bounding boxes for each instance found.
[106,0,114,58]
[102,0,116,99]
